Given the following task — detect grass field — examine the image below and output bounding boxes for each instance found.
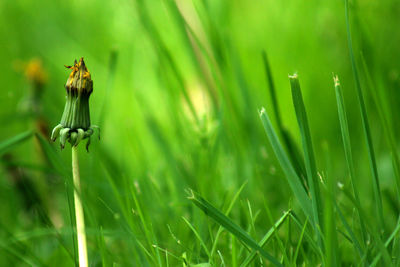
[1,0,400,266]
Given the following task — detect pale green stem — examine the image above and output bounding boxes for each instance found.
[72,146,88,267]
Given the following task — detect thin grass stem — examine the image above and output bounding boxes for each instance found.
[344,0,384,230]
[333,75,367,246]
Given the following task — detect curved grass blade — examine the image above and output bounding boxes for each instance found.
[360,53,400,201]
[182,216,211,260]
[289,74,323,246]
[97,49,118,126]
[35,133,69,178]
[134,0,200,126]
[333,75,367,245]
[334,201,364,261]
[0,130,33,156]
[262,201,290,265]
[370,216,400,266]
[240,210,291,267]
[210,181,248,258]
[262,52,307,182]
[0,241,44,267]
[261,51,281,130]
[259,108,312,219]
[344,0,384,230]
[289,212,323,258]
[187,189,283,267]
[293,219,308,264]
[340,188,391,265]
[321,143,339,266]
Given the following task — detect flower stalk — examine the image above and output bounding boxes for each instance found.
[51,58,100,267]
[72,146,88,267]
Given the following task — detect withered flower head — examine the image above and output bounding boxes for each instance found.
[65,58,93,96]
[18,58,48,117]
[51,58,99,151]
[25,58,48,87]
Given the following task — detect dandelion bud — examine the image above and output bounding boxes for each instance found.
[51,58,99,151]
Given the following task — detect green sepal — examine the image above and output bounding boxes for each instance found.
[73,129,84,147]
[69,131,78,146]
[51,124,63,142]
[60,128,70,149]
[86,137,91,152]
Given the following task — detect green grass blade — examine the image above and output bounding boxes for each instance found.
[360,53,400,201]
[65,181,78,266]
[0,130,33,156]
[210,181,248,258]
[333,75,367,245]
[182,216,211,260]
[340,188,392,265]
[0,241,44,267]
[98,147,159,264]
[0,221,47,267]
[188,189,283,267]
[35,133,69,177]
[293,219,308,264]
[370,216,400,266]
[289,212,322,257]
[98,226,108,267]
[130,179,162,265]
[334,201,364,260]
[321,142,340,266]
[259,108,312,219]
[262,51,281,130]
[262,52,307,181]
[245,200,256,238]
[163,0,218,104]
[134,0,200,126]
[231,235,237,267]
[98,49,118,126]
[240,210,291,267]
[262,201,290,265]
[281,130,308,187]
[289,74,323,239]
[344,0,384,230]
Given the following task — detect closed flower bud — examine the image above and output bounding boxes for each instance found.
[51,58,99,151]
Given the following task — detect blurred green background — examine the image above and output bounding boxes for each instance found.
[1,0,400,266]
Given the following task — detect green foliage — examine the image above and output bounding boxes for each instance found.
[1,0,400,266]
[0,131,33,156]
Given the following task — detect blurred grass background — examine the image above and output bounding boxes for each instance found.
[1,0,400,266]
